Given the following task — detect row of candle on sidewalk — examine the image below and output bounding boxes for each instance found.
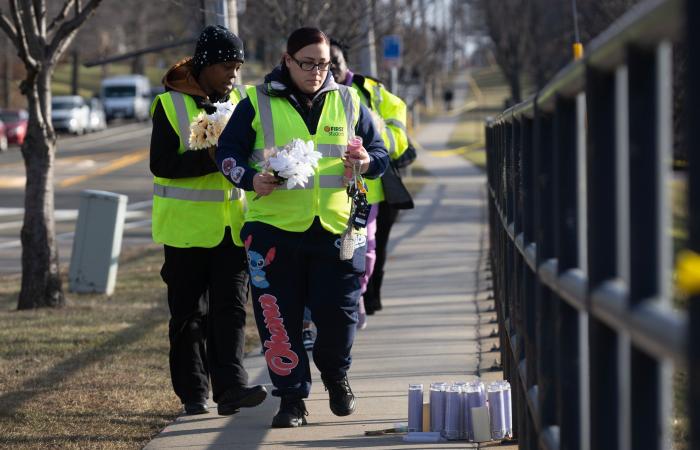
[407,380,513,441]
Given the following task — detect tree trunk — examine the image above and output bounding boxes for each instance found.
[507,70,522,106]
[2,36,10,108]
[17,70,64,310]
[71,49,80,95]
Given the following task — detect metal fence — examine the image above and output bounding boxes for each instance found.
[484,0,697,449]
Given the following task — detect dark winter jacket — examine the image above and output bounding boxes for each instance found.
[215,64,389,192]
[149,57,228,179]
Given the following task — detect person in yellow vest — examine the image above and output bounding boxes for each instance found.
[330,39,414,326]
[216,27,389,428]
[150,25,266,417]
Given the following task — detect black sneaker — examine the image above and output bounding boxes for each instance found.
[271,398,308,428]
[217,385,268,416]
[322,375,356,416]
[183,401,209,415]
[302,328,316,351]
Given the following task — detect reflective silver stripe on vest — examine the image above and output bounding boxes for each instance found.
[317,143,347,158]
[372,85,382,111]
[250,149,265,163]
[248,175,345,191]
[154,184,225,202]
[257,85,275,149]
[385,125,397,155]
[229,188,245,200]
[282,175,344,189]
[318,175,345,188]
[170,92,192,150]
[250,143,347,162]
[236,85,247,100]
[385,118,407,133]
[338,86,355,138]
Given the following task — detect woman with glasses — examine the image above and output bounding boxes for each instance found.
[215,27,388,428]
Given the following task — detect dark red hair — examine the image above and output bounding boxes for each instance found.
[286,27,329,56]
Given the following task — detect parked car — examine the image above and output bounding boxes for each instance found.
[0,120,8,152]
[52,95,90,135]
[0,109,28,145]
[100,75,151,122]
[87,97,107,132]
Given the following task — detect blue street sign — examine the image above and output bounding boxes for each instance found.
[383,35,402,62]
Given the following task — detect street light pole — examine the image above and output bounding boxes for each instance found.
[570,0,584,60]
[358,0,377,77]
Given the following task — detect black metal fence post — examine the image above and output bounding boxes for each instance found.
[686,0,700,449]
[485,1,687,450]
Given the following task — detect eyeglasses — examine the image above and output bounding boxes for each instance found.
[290,55,332,72]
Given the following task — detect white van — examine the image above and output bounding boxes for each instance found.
[100,75,151,122]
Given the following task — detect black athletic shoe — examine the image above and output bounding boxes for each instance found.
[271,398,308,428]
[217,385,268,416]
[183,401,209,415]
[322,375,356,416]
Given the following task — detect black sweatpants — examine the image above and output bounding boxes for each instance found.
[364,200,399,314]
[161,228,249,404]
[242,219,365,399]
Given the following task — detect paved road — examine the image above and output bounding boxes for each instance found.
[0,122,154,274]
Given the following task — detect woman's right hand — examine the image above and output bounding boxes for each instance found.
[253,172,279,197]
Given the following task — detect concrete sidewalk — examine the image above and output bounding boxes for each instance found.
[146,77,496,449]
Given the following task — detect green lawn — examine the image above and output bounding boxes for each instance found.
[440,65,515,171]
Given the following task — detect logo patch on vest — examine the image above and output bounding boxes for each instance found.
[222,157,237,175]
[324,125,344,136]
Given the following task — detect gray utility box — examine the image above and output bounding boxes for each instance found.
[69,190,128,295]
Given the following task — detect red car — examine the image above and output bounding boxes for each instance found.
[0,109,28,146]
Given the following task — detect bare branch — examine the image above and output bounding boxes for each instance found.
[32,0,45,34]
[48,0,103,65]
[16,0,43,51]
[0,11,18,42]
[9,0,39,69]
[47,0,75,33]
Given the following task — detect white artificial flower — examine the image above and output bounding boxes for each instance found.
[187,100,235,150]
[189,112,211,150]
[261,139,323,190]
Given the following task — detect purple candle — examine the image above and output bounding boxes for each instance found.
[502,381,513,437]
[429,382,447,433]
[488,383,506,439]
[408,384,424,432]
[453,382,467,439]
[465,383,483,441]
[443,385,462,440]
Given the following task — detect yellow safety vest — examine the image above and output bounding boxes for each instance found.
[245,84,361,235]
[151,86,248,248]
[352,77,409,204]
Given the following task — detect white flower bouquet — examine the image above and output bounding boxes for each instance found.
[188,101,236,150]
[253,139,322,200]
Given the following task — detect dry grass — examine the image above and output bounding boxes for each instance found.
[440,66,514,171]
[0,244,259,449]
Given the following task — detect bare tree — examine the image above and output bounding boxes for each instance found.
[470,0,643,103]
[0,0,103,309]
[477,0,530,103]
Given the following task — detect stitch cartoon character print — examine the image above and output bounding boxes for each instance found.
[244,235,276,288]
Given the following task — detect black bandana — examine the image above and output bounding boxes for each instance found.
[192,25,244,73]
